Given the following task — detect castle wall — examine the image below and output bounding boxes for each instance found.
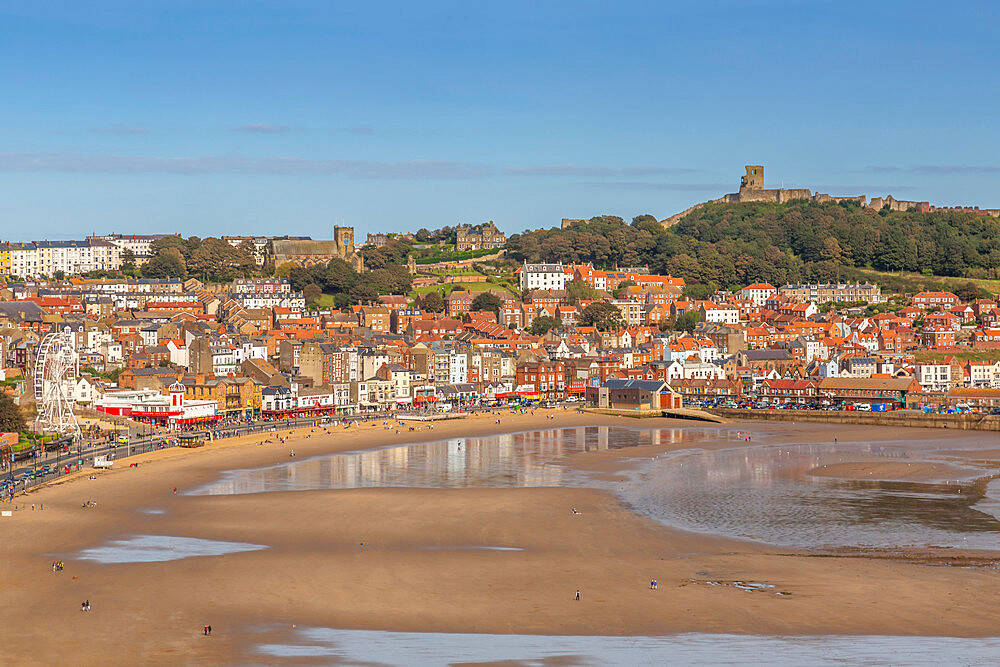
[777,189,812,204]
[660,165,1000,229]
[812,194,868,206]
[869,196,929,212]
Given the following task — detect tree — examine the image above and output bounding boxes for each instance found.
[580,302,624,330]
[288,265,317,291]
[0,393,26,433]
[682,283,716,300]
[612,280,636,299]
[565,279,600,305]
[419,292,445,313]
[956,281,985,303]
[324,258,358,293]
[121,249,137,275]
[367,265,413,294]
[528,316,561,336]
[349,282,379,304]
[303,283,323,307]
[471,292,503,316]
[143,247,188,279]
[361,238,412,270]
[819,236,843,262]
[53,270,65,281]
[675,310,703,333]
[151,234,190,258]
[186,237,256,282]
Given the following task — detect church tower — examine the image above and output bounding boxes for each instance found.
[333,226,355,257]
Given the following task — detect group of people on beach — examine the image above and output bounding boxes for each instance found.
[51,560,64,572]
[80,500,97,508]
[80,600,90,612]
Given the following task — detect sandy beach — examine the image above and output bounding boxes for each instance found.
[4,410,1000,665]
[806,460,982,482]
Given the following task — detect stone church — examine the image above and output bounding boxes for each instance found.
[272,226,365,272]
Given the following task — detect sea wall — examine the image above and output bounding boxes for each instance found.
[706,408,1000,431]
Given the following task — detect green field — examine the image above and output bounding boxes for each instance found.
[852,269,1000,296]
[314,294,338,308]
[424,266,481,276]
[410,281,517,297]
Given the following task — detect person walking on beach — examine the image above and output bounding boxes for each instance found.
[85,599,90,612]
[575,589,580,601]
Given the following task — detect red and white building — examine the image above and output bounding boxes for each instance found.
[95,382,219,427]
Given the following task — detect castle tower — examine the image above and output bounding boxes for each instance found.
[333,226,355,257]
[740,165,764,191]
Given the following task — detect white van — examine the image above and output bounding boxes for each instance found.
[93,456,114,469]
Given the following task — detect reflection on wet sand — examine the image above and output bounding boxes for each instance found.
[191,425,1000,551]
[190,426,712,496]
[623,440,1000,550]
[75,535,267,563]
[255,626,1000,664]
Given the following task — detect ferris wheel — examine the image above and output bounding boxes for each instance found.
[33,327,82,438]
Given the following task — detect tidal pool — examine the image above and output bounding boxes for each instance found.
[621,440,1000,550]
[74,534,267,563]
[189,426,715,496]
[189,426,1000,551]
[255,627,1000,665]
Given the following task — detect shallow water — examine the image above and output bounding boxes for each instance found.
[189,426,715,496]
[415,545,523,552]
[622,440,1000,550]
[74,534,267,563]
[255,627,1000,665]
[190,426,1000,551]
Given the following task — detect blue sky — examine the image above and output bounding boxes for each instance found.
[1,0,998,241]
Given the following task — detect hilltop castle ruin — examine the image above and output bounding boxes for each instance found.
[661,165,1000,226]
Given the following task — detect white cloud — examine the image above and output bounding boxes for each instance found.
[0,152,492,179]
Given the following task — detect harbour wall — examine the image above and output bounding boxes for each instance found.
[706,408,1000,431]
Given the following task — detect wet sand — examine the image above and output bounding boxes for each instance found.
[4,411,1000,664]
[807,460,980,483]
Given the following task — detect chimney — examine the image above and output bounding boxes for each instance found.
[196,372,205,385]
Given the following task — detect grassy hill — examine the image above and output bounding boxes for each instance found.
[505,203,1000,295]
